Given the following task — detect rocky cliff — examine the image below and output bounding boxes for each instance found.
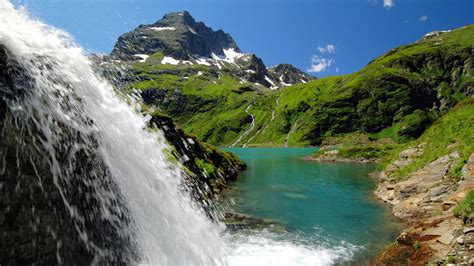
[111,11,240,61]
[108,11,313,91]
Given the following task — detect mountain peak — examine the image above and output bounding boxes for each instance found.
[268,64,315,86]
[155,11,196,27]
[111,11,240,60]
[109,12,312,90]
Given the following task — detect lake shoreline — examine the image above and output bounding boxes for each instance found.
[224,146,474,263]
[301,155,377,164]
[371,150,474,264]
[224,147,402,264]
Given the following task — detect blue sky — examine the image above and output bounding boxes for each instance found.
[11,0,473,78]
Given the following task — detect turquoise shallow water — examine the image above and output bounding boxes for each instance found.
[223,147,402,262]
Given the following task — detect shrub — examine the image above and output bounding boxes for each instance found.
[453,190,474,224]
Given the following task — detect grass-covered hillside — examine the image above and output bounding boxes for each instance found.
[253,25,473,146]
[118,54,279,146]
[114,25,473,147]
[383,98,474,180]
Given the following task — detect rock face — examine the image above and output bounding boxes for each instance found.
[108,11,312,90]
[375,150,459,220]
[267,64,314,86]
[375,148,474,264]
[111,11,240,60]
[0,46,137,265]
[150,113,246,201]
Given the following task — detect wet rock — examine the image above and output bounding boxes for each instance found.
[0,46,137,265]
[223,213,286,233]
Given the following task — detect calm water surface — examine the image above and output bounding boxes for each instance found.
[224,147,402,262]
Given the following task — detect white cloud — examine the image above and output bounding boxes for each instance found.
[419,15,428,22]
[307,55,335,73]
[384,0,394,9]
[317,44,336,54]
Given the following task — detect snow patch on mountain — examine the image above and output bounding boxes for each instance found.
[265,76,279,90]
[279,75,292,87]
[162,56,179,65]
[424,30,451,38]
[223,48,244,63]
[196,57,211,66]
[134,54,149,62]
[150,26,176,31]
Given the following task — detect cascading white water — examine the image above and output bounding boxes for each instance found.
[0,1,356,265]
[0,1,224,265]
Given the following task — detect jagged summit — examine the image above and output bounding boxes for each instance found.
[109,11,312,90]
[157,11,196,26]
[268,64,314,86]
[111,11,240,60]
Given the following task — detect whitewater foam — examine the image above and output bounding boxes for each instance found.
[226,231,357,266]
[0,1,224,264]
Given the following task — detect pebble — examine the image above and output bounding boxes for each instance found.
[463,226,474,234]
[456,236,465,245]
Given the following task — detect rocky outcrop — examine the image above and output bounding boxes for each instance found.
[375,147,474,264]
[107,11,312,90]
[267,64,314,86]
[111,11,240,60]
[302,149,377,164]
[150,112,246,198]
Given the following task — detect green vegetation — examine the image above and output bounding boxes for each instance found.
[261,25,473,146]
[146,110,246,197]
[124,52,278,146]
[338,145,394,159]
[118,25,473,148]
[386,98,474,180]
[454,190,474,223]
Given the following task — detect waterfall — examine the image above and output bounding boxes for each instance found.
[0,1,224,264]
[0,2,358,265]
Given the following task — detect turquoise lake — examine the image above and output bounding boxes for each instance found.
[223,147,402,263]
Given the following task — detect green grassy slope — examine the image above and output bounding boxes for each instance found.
[384,98,474,180]
[252,25,473,146]
[123,53,277,146]
[122,25,473,147]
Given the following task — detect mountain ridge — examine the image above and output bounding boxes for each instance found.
[103,14,473,149]
[109,11,314,90]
